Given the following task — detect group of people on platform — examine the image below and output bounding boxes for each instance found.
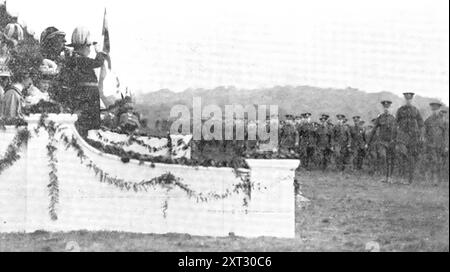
[0,22,122,136]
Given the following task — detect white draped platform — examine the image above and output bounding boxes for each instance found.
[0,114,300,238]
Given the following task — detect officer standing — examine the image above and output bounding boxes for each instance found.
[424,102,447,183]
[396,92,424,184]
[298,113,316,169]
[280,115,296,154]
[367,101,397,183]
[333,114,352,171]
[350,116,367,170]
[317,114,333,170]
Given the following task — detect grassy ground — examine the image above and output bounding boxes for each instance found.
[0,171,448,252]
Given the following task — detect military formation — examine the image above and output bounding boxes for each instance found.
[193,92,449,184]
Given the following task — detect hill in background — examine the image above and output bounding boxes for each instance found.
[134,85,448,130]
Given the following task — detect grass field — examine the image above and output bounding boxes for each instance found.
[0,171,448,252]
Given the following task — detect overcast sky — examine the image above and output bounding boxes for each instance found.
[6,0,449,102]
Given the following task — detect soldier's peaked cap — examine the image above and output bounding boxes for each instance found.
[321,114,330,119]
[303,112,312,117]
[429,102,443,108]
[381,100,392,106]
[403,92,415,99]
[336,114,345,118]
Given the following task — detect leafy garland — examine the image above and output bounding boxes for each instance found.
[0,128,31,175]
[45,121,60,221]
[60,133,252,203]
[94,130,169,153]
[22,100,67,115]
[85,137,250,170]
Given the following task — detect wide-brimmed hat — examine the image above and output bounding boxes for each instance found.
[3,23,24,45]
[67,26,94,48]
[40,26,66,46]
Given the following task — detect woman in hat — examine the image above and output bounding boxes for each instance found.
[1,50,40,118]
[38,27,69,104]
[0,23,24,71]
[64,26,109,136]
[40,26,67,62]
[1,23,24,51]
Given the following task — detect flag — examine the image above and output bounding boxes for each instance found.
[101,8,111,68]
[99,8,111,109]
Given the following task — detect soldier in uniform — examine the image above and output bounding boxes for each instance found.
[439,109,449,181]
[365,118,380,174]
[367,100,397,183]
[298,113,316,169]
[395,92,424,184]
[350,116,367,170]
[333,114,352,171]
[280,114,297,154]
[317,114,333,170]
[424,102,447,183]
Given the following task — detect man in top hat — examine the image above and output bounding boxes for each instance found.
[396,92,424,184]
[424,102,447,183]
[333,114,352,171]
[367,100,397,183]
[317,114,333,170]
[350,115,367,170]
